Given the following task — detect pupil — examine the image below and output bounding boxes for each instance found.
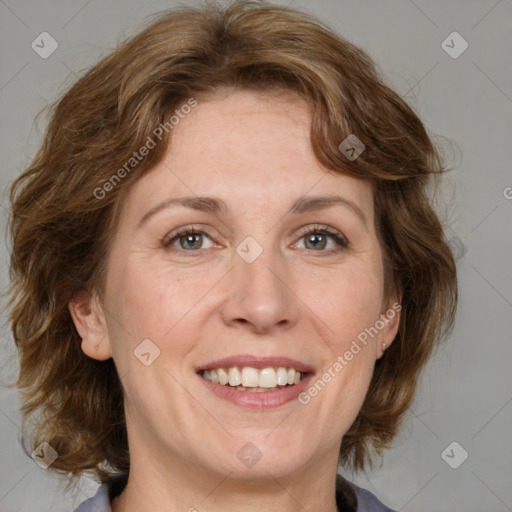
[181,233,201,250]
[306,233,326,250]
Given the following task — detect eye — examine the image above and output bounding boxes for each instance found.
[293,225,348,252]
[162,224,348,254]
[162,226,215,252]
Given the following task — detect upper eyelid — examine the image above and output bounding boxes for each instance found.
[295,224,346,239]
[164,224,348,249]
[164,224,343,240]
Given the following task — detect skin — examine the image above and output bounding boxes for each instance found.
[69,90,400,512]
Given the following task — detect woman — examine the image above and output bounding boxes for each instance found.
[7,1,457,511]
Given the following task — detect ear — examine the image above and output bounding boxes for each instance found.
[68,290,112,361]
[376,296,402,359]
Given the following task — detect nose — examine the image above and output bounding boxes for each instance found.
[220,246,299,334]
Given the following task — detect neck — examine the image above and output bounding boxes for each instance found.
[111,455,342,512]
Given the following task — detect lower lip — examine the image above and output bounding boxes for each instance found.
[198,373,314,409]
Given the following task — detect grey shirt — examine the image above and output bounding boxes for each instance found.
[73,474,396,512]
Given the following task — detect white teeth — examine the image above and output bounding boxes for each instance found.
[228,367,241,386]
[276,367,288,386]
[259,367,277,388]
[241,367,259,387]
[201,366,305,389]
[218,368,228,385]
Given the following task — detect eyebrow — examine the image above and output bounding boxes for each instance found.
[137,194,367,228]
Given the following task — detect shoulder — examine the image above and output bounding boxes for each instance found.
[353,484,397,512]
[336,473,397,512]
[73,475,126,512]
[73,483,111,512]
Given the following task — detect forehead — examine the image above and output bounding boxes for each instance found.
[121,90,374,224]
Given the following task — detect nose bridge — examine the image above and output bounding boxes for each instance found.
[223,236,297,332]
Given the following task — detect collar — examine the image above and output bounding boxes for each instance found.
[104,473,357,512]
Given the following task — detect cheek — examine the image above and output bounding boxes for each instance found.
[310,265,384,426]
[104,261,217,360]
[300,260,385,350]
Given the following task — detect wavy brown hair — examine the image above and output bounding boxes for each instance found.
[6,0,457,483]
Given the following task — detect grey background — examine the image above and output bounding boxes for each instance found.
[1,0,511,510]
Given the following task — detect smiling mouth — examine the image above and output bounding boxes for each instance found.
[199,366,306,392]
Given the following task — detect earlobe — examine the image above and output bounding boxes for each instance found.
[68,290,112,361]
[376,299,402,359]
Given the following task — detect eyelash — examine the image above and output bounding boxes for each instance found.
[162,224,349,255]
[294,225,349,252]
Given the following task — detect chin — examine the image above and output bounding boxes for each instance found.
[222,434,314,480]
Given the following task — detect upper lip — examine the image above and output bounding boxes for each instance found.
[197,355,315,374]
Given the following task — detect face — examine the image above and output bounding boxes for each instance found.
[70,90,400,486]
